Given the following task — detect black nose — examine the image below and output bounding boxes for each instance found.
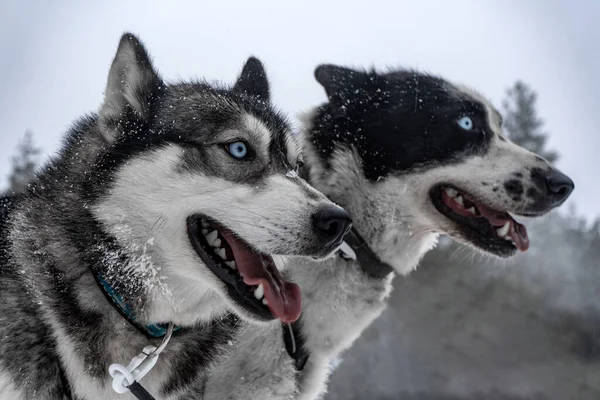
[545,170,574,205]
[312,205,352,248]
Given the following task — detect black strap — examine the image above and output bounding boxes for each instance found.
[128,381,157,400]
[342,228,394,279]
[282,320,310,371]
[281,229,392,371]
[59,361,157,400]
[91,270,180,339]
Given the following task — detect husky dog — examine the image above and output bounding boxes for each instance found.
[279,64,575,399]
[0,34,352,399]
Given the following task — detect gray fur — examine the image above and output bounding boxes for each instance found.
[277,70,575,398]
[0,34,342,399]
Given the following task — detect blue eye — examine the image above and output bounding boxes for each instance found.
[227,141,249,159]
[457,116,474,131]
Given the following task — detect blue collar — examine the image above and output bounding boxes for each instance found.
[95,272,181,338]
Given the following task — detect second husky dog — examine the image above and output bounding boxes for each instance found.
[179,65,574,400]
[286,64,575,399]
[0,34,351,399]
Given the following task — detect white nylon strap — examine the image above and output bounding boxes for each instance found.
[337,241,357,261]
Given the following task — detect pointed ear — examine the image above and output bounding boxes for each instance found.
[99,33,162,144]
[314,64,364,109]
[233,57,270,101]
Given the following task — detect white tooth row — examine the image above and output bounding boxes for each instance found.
[201,219,236,271]
[496,221,515,244]
[201,218,268,307]
[445,189,516,246]
[445,188,477,214]
[253,283,268,306]
[445,188,458,198]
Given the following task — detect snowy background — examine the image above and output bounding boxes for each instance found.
[1,1,599,399]
[0,0,598,219]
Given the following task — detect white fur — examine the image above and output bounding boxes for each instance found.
[243,113,272,153]
[289,255,394,400]
[0,370,24,400]
[204,322,299,399]
[93,144,329,327]
[287,89,555,398]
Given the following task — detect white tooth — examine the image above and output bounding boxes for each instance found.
[504,235,512,241]
[254,283,264,299]
[211,238,222,248]
[445,188,458,198]
[201,219,209,228]
[215,247,227,259]
[455,196,464,206]
[262,298,269,306]
[467,207,476,215]
[225,261,237,270]
[496,222,510,237]
[205,230,218,243]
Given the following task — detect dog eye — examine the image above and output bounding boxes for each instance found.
[226,141,252,159]
[295,159,304,174]
[457,116,474,131]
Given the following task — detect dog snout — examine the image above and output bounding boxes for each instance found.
[544,169,574,206]
[312,206,352,249]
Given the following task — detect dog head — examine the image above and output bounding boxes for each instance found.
[303,65,573,272]
[89,34,351,325]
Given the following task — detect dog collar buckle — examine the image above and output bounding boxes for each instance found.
[109,322,174,399]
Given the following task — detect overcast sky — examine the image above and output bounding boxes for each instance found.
[1,0,598,219]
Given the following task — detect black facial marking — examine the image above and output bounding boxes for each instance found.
[310,66,497,181]
[530,167,546,184]
[514,172,524,178]
[84,78,292,200]
[504,179,524,196]
[481,181,489,186]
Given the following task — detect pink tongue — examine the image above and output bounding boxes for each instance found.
[477,204,530,252]
[220,231,301,323]
[509,221,529,252]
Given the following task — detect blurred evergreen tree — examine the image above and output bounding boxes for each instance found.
[502,81,558,163]
[8,130,41,193]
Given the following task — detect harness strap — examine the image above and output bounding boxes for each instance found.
[283,320,310,371]
[128,381,156,400]
[93,272,180,339]
[339,228,394,279]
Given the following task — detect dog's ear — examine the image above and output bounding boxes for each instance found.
[315,64,365,110]
[99,33,163,144]
[233,57,270,101]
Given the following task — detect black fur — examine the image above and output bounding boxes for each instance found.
[311,65,495,181]
[233,56,271,101]
[0,33,293,398]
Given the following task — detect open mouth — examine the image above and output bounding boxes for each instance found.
[187,215,301,323]
[430,185,530,257]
